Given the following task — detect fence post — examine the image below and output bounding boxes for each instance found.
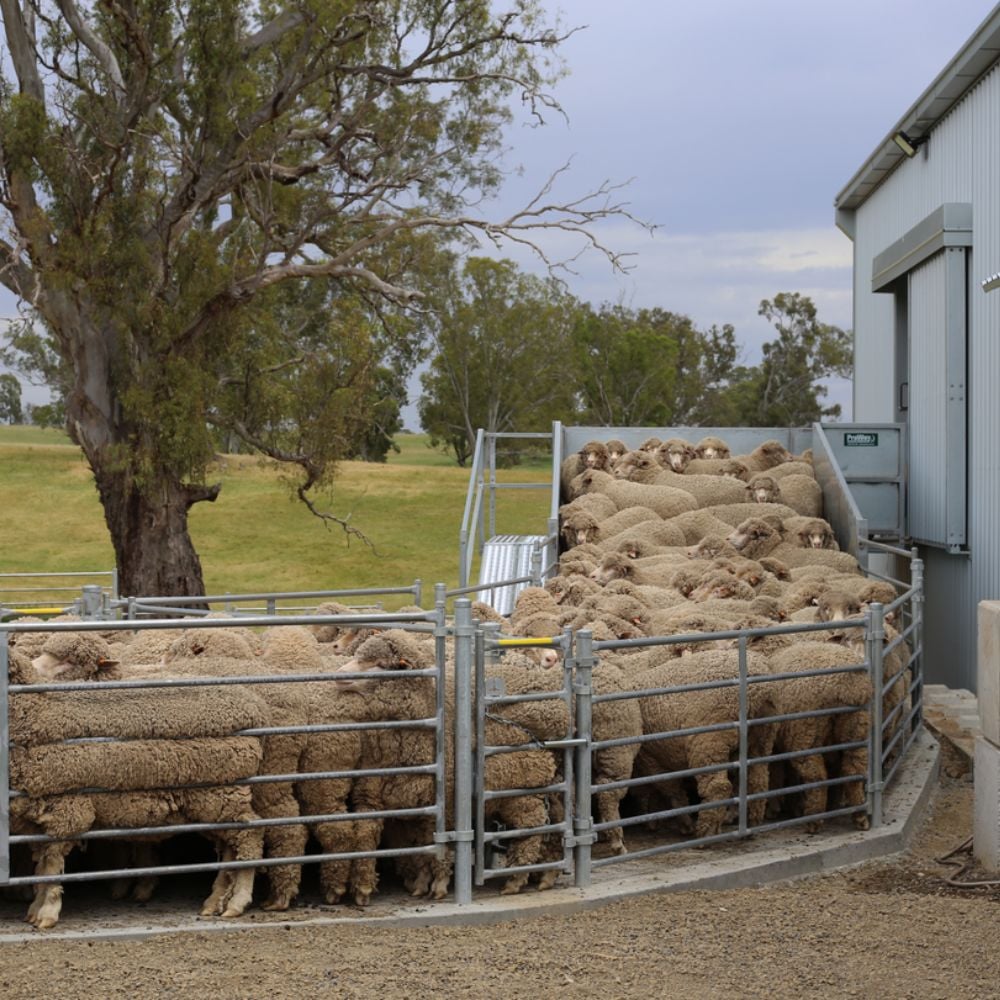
[530,545,542,587]
[911,551,925,728]
[266,597,276,617]
[432,586,448,867]
[0,631,9,883]
[127,596,137,621]
[480,622,502,665]
[866,603,886,829]
[452,598,475,904]
[737,636,749,837]
[573,629,596,888]
[80,584,103,619]
[413,579,423,607]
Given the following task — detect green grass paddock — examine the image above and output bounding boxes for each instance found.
[0,427,554,605]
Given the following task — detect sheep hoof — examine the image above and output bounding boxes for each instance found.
[535,872,559,892]
[131,879,158,903]
[109,878,132,901]
[805,821,823,835]
[261,897,291,912]
[35,916,58,930]
[323,889,345,905]
[353,890,372,907]
[220,906,244,919]
[500,877,528,896]
[854,814,871,831]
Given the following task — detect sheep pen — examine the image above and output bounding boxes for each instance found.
[0,425,930,931]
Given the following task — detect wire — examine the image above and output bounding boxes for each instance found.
[935,836,1000,888]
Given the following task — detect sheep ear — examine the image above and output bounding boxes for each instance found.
[397,656,415,670]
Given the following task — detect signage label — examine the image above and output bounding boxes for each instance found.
[844,432,879,447]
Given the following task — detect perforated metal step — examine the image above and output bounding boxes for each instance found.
[476,535,547,616]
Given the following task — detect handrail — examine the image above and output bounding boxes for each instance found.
[812,422,868,567]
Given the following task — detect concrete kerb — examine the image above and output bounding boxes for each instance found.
[0,730,940,945]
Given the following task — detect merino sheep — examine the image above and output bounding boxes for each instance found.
[604,438,628,465]
[7,648,267,928]
[560,440,612,494]
[737,440,794,473]
[570,469,698,519]
[639,436,663,452]
[783,516,839,550]
[598,518,687,552]
[694,435,730,459]
[655,438,695,473]
[747,473,823,518]
[726,518,860,574]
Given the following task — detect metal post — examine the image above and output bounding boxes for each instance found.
[432,588,448,865]
[866,604,886,829]
[481,622,501,665]
[452,599,475,904]
[266,597,276,617]
[458,530,469,590]
[911,552,924,729]
[488,434,497,539]
[737,636,749,836]
[573,629,596,888]
[111,567,120,603]
[413,579,423,607]
[0,631,9,883]
[80,584,103,619]
[530,545,542,587]
[560,627,576,876]
[127,596,137,621]
[473,625,487,884]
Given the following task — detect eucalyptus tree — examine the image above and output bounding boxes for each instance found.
[0,1,633,595]
[418,255,579,465]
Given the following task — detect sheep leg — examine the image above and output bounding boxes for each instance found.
[347,817,383,906]
[690,735,735,841]
[835,710,870,830]
[129,841,161,903]
[533,793,566,891]
[497,795,547,895]
[786,750,829,833]
[746,724,778,829]
[256,738,308,911]
[26,842,73,930]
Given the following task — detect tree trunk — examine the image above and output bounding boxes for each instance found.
[92,463,213,599]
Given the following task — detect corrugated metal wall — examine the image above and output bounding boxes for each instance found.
[850,59,1000,691]
[907,253,948,544]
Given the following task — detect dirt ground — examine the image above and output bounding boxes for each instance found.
[1,767,997,1000]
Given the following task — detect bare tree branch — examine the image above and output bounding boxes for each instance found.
[55,0,126,96]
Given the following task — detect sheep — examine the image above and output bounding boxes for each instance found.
[545,573,603,606]
[655,437,695,472]
[766,461,816,481]
[726,518,861,574]
[765,638,873,830]
[338,631,569,901]
[310,601,357,644]
[630,647,779,838]
[591,551,688,589]
[162,627,256,663]
[694,435,730,459]
[30,632,122,682]
[8,614,83,658]
[560,440,611,494]
[783,516,839,550]
[747,473,823,518]
[7,648,267,928]
[668,509,747,545]
[114,626,188,666]
[617,453,749,507]
[597,518,687,552]
[604,438,628,464]
[737,439,794,473]
[561,504,662,547]
[688,572,757,603]
[639,436,663,452]
[569,469,698,519]
[559,492,619,522]
[471,601,507,626]
[608,534,687,561]
[684,535,741,561]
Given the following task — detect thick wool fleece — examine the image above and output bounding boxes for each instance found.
[11,737,264,796]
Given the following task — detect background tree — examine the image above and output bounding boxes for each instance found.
[0,373,22,423]
[713,293,853,425]
[418,256,579,465]
[571,303,737,426]
[0,1,633,596]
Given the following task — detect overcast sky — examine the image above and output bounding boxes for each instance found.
[3,1,996,425]
[400,0,996,427]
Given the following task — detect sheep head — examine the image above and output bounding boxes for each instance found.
[657,438,694,472]
[815,590,863,644]
[686,535,738,560]
[753,440,793,468]
[579,440,610,471]
[605,439,627,464]
[747,474,781,504]
[718,459,750,481]
[335,630,427,692]
[727,518,781,558]
[591,553,630,586]
[32,632,120,682]
[695,435,730,459]
[796,518,837,550]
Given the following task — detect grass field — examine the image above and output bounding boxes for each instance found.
[0,428,554,606]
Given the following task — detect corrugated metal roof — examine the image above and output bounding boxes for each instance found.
[835,4,1000,214]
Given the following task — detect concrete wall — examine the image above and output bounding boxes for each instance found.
[975,602,1000,871]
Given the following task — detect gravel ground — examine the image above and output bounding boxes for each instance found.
[2,770,997,999]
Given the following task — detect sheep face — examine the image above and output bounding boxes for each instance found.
[591,555,628,586]
[580,440,610,471]
[747,475,780,504]
[605,439,627,464]
[639,436,662,453]
[796,519,836,550]
[31,633,120,682]
[754,440,793,468]
[656,439,694,472]
[689,573,754,603]
[815,590,863,643]
[614,451,656,481]
[727,519,780,558]
[695,436,730,459]
[685,535,735,560]
[334,631,423,691]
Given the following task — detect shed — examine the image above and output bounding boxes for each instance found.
[835,4,1000,691]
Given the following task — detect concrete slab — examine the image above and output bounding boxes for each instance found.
[978,602,1000,744]
[0,730,941,945]
[974,736,1000,872]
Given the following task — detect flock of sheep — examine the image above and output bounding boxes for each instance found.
[1,432,914,931]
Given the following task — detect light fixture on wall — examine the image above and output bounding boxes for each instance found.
[982,272,1000,293]
[892,130,929,158]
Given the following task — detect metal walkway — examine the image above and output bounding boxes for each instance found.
[476,535,548,615]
